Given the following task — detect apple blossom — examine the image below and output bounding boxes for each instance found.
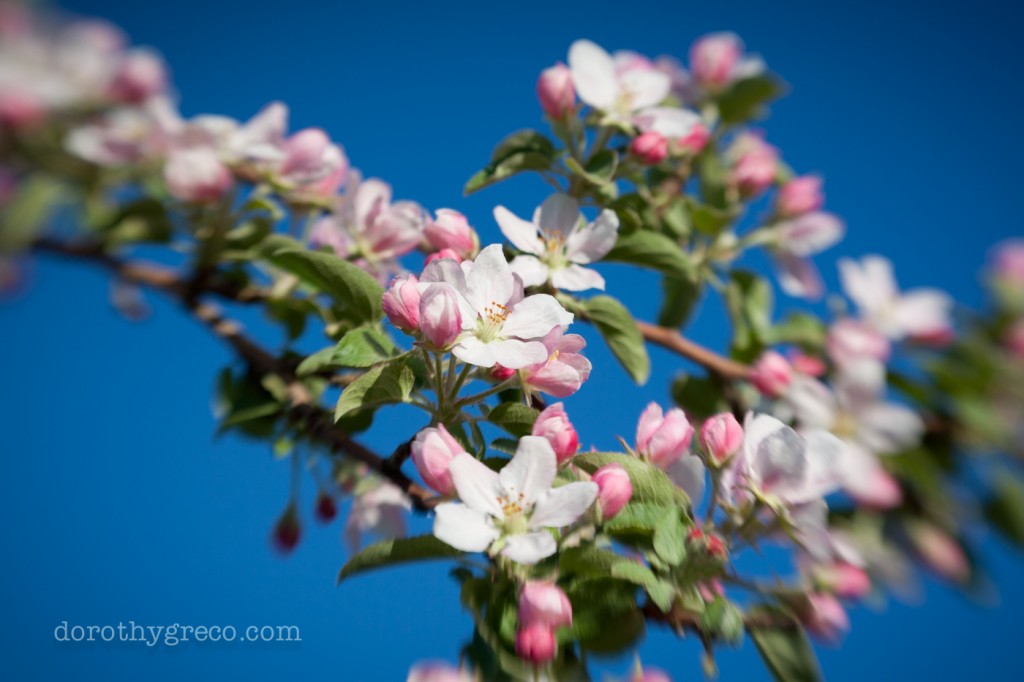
[420,244,574,369]
[634,668,672,682]
[515,622,556,664]
[520,327,593,398]
[790,351,827,377]
[425,248,463,265]
[689,32,742,90]
[531,403,579,464]
[411,425,465,496]
[729,132,778,196]
[593,463,632,520]
[495,194,619,291]
[568,39,671,128]
[519,581,573,629]
[424,209,478,259]
[749,350,792,397]
[770,211,845,299]
[827,318,891,368]
[344,480,411,552]
[382,274,422,333]
[536,62,576,120]
[838,255,953,340]
[776,175,824,217]
[635,402,694,468]
[277,127,348,192]
[419,283,463,349]
[700,412,744,464]
[66,106,169,166]
[908,522,969,583]
[407,662,473,682]
[801,593,850,642]
[108,48,167,103]
[817,562,872,600]
[992,239,1024,287]
[630,131,668,165]
[163,148,232,203]
[432,436,598,564]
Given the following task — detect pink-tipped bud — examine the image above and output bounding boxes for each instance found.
[491,364,516,381]
[163,149,232,203]
[109,49,167,103]
[801,593,850,643]
[826,562,872,600]
[519,581,573,629]
[280,128,332,177]
[515,623,556,665]
[789,351,826,377]
[676,123,710,155]
[909,522,970,583]
[689,32,742,90]
[0,90,44,129]
[382,274,421,333]
[731,135,778,196]
[419,283,463,349]
[411,424,464,496]
[315,492,337,523]
[749,350,792,397]
[536,63,576,120]
[593,463,632,520]
[635,403,694,469]
[424,209,478,259]
[531,403,579,465]
[700,412,743,464]
[850,466,903,509]
[630,131,668,165]
[776,175,824,217]
[271,504,301,554]
[425,248,463,265]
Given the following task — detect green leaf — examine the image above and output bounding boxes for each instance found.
[748,609,822,682]
[489,438,519,456]
[717,74,787,125]
[337,535,463,582]
[701,598,745,646]
[565,149,619,194]
[464,130,556,195]
[690,202,735,236]
[564,579,644,654]
[767,312,826,348]
[0,175,66,251]
[671,373,730,420]
[653,509,687,566]
[297,326,399,375]
[487,402,540,438]
[574,453,689,507]
[560,546,625,577]
[986,474,1024,547]
[658,275,703,329]
[603,502,678,536]
[266,248,384,324]
[726,270,773,359]
[661,198,691,238]
[334,359,415,420]
[584,295,650,384]
[603,230,694,279]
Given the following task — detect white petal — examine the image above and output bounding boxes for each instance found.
[433,503,500,552]
[894,289,952,337]
[494,206,543,255]
[501,436,557,506]
[857,403,924,454]
[452,335,498,368]
[631,107,700,137]
[551,264,605,291]
[509,255,550,288]
[777,212,844,257]
[535,194,581,234]
[502,294,573,339]
[565,209,619,264]
[666,456,706,506]
[449,453,503,517]
[776,253,824,300]
[465,244,514,314]
[489,339,549,369]
[619,69,670,110]
[501,531,557,565]
[838,255,896,320]
[529,482,598,528]
[785,376,838,430]
[795,430,846,502]
[568,39,619,110]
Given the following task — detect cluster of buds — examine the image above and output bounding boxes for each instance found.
[515,581,573,665]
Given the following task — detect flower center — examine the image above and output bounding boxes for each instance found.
[498,491,529,534]
[833,411,859,439]
[476,300,510,342]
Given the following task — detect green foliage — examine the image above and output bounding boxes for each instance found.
[985,473,1024,547]
[487,402,540,438]
[726,269,773,360]
[0,175,66,251]
[464,130,557,195]
[334,358,416,420]
[297,326,399,375]
[582,295,651,384]
[701,598,745,646]
[266,247,384,325]
[603,230,694,279]
[748,608,822,682]
[717,74,787,125]
[671,373,730,420]
[337,535,463,582]
[652,508,688,566]
[574,452,690,507]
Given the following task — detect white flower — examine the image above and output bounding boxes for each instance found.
[344,481,412,553]
[771,212,845,300]
[495,194,618,291]
[433,436,598,565]
[420,244,574,369]
[838,255,952,340]
[568,39,672,128]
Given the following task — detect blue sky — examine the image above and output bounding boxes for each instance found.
[1,0,1022,679]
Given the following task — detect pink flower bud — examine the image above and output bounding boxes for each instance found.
[424,209,478,259]
[827,319,891,367]
[1007,318,1024,359]
[536,62,576,120]
[425,248,463,265]
[992,239,1024,287]
[280,128,332,177]
[492,365,516,381]
[515,623,556,665]
[734,148,777,196]
[635,403,694,469]
[749,351,792,397]
[827,562,872,600]
[418,283,463,349]
[314,492,337,523]
[676,122,710,155]
[789,351,826,377]
[700,412,743,464]
[519,581,573,629]
[531,403,579,464]
[271,504,301,554]
[634,669,672,682]
[776,175,824,217]
[630,131,668,165]
[382,274,421,333]
[850,467,902,509]
[163,149,232,203]
[593,463,632,520]
[411,424,464,495]
[801,593,849,642]
[0,89,44,129]
[109,49,167,103]
[689,32,742,90]
[909,522,969,583]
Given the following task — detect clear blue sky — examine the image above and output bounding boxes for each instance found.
[2,0,1022,679]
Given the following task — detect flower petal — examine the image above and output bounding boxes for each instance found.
[775,252,824,300]
[501,436,557,506]
[509,255,550,288]
[565,209,619,263]
[449,453,503,517]
[529,482,598,529]
[551,264,605,291]
[489,339,549,369]
[666,455,706,505]
[777,212,844,257]
[501,531,557,565]
[632,106,700,137]
[433,502,500,552]
[534,194,581,235]
[465,244,514,314]
[494,206,543,255]
[619,69,670,110]
[452,335,499,368]
[502,294,573,340]
[568,39,619,110]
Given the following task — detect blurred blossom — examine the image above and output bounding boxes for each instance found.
[749,350,792,397]
[827,318,891,368]
[907,521,970,584]
[344,480,411,553]
[630,131,668,165]
[407,662,473,682]
[108,48,167,103]
[519,581,573,629]
[728,132,778,196]
[163,148,233,203]
[776,175,824,217]
[801,593,850,642]
[536,62,576,120]
[689,32,742,90]
[771,211,844,300]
